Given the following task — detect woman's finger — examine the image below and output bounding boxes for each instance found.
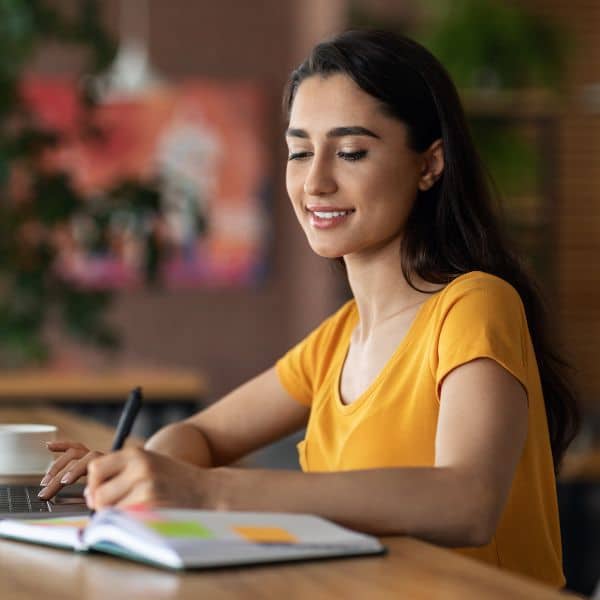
[58,450,104,486]
[86,448,154,508]
[87,471,145,510]
[41,447,88,485]
[38,457,82,500]
[46,440,88,452]
[86,450,131,493]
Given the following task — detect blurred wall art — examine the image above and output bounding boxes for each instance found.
[21,77,271,289]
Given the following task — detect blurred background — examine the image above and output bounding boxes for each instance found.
[0,0,598,594]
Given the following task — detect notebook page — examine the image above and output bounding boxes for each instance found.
[84,508,384,569]
[0,516,90,550]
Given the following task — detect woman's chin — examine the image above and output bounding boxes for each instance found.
[308,244,346,260]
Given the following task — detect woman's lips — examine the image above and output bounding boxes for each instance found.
[307,208,355,229]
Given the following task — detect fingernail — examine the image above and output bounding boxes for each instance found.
[40,475,50,486]
[37,489,48,499]
[83,486,89,497]
[60,473,72,485]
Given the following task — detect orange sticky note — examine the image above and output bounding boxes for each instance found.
[232,525,298,544]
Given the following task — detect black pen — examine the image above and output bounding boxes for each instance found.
[110,386,144,452]
[88,386,144,515]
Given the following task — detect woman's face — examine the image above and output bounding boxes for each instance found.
[285,74,436,260]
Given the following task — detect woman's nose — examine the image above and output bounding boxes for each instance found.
[303,157,337,196]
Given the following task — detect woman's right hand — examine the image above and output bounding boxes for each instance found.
[38,440,104,500]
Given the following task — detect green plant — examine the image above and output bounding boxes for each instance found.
[0,0,161,367]
[417,0,566,194]
[418,0,565,90]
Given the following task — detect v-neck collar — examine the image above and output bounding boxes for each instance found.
[334,289,442,414]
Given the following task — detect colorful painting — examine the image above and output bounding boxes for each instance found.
[20,77,270,288]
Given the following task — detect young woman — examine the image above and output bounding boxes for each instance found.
[40,30,578,588]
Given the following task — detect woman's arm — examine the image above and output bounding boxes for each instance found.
[39,367,308,498]
[86,358,527,548]
[209,358,528,547]
[144,366,310,465]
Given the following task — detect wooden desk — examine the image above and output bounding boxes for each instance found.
[0,407,575,600]
[0,368,209,437]
[0,368,208,403]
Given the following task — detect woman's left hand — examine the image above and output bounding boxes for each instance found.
[84,448,215,510]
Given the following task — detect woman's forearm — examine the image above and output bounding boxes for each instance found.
[143,426,497,547]
[212,466,494,548]
[144,422,215,467]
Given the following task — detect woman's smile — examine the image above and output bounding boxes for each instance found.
[307,206,356,229]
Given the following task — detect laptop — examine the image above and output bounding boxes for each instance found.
[0,483,89,519]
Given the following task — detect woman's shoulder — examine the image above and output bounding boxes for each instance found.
[439,271,522,304]
[427,271,526,323]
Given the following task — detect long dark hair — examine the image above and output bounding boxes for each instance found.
[283,29,579,473]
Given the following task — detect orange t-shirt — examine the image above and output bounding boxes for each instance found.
[275,271,564,587]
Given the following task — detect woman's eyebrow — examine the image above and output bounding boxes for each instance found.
[285,126,381,139]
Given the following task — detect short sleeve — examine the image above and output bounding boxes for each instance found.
[275,301,355,407]
[433,277,529,401]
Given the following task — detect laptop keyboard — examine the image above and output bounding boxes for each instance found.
[0,486,51,513]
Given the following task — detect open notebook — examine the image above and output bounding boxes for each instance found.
[0,506,385,570]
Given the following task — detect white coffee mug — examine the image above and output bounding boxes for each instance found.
[0,424,57,475]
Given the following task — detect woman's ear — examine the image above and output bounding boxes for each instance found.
[417,139,444,191]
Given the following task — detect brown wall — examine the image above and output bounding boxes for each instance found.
[518,0,600,406]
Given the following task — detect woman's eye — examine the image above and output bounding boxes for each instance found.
[287,151,312,161]
[337,150,367,161]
